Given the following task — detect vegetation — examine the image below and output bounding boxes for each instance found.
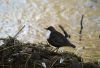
[0,36,100,68]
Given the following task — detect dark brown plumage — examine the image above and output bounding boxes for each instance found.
[45,26,76,48]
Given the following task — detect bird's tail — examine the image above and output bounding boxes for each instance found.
[70,44,76,48]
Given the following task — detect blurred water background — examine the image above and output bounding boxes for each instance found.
[0,0,100,62]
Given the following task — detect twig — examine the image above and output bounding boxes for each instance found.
[79,15,84,41]
[14,25,25,38]
[0,43,25,52]
[49,56,60,68]
[25,54,32,68]
[59,25,70,38]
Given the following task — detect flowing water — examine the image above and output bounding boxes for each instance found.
[0,0,100,62]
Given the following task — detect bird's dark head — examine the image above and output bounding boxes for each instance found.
[45,26,56,31]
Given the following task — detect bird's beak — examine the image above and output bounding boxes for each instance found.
[44,28,48,30]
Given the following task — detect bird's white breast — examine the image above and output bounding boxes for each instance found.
[45,30,51,39]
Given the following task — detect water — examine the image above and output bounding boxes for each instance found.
[0,0,100,62]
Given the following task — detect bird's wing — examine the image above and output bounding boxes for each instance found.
[50,31,67,44]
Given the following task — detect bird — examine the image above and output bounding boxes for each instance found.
[45,26,76,49]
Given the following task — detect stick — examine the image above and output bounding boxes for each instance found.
[59,25,70,38]
[14,25,25,38]
[79,15,84,41]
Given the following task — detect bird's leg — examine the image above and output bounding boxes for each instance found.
[53,48,59,52]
